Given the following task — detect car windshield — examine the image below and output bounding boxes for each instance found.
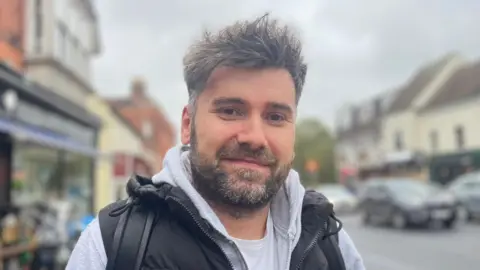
[449,173,480,193]
[317,185,352,198]
[385,180,439,200]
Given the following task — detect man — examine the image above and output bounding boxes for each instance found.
[67,14,365,270]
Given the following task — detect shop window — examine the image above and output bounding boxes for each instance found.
[11,143,93,218]
[63,152,93,217]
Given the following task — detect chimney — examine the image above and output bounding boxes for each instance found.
[131,77,146,101]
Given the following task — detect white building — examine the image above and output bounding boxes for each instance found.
[335,53,470,180]
[417,61,480,155]
[23,0,101,105]
[382,53,466,159]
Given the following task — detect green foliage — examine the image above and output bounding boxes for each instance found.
[293,118,337,188]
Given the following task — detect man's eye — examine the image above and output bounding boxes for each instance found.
[221,108,240,115]
[267,113,286,122]
[218,108,242,115]
[216,108,243,119]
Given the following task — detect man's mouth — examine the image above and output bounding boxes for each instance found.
[221,158,270,168]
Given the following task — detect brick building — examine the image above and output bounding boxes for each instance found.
[106,78,176,171]
[0,0,25,70]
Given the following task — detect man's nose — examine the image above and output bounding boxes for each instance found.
[236,116,267,150]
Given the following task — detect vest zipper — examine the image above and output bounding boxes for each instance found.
[168,196,236,270]
[294,220,327,270]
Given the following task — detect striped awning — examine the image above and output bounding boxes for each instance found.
[0,117,99,157]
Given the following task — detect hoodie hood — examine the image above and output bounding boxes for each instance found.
[152,145,306,245]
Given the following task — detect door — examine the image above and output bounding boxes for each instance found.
[369,186,391,222]
[0,133,12,207]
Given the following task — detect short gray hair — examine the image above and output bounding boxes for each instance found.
[183,13,307,110]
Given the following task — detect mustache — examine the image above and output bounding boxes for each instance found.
[216,142,277,166]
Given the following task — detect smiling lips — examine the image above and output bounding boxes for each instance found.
[222,158,270,170]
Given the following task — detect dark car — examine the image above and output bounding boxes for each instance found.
[359,178,459,229]
[447,171,480,221]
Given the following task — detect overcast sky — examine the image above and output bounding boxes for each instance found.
[92,0,480,138]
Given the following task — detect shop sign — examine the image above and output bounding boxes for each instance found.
[113,153,133,178]
[14,99,95,146]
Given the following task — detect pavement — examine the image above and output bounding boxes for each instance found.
[340,214,480,270]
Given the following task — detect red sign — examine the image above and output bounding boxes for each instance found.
[113,153,130,177]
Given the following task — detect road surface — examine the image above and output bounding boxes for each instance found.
[341,214,480,270]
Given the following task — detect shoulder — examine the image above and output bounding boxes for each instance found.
[337,228,366,270]
[66,218,107,270]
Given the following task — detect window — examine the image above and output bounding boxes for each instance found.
[430,130,438,152]
[455,126,465,149]
[55,21,68,59]
[34,0,43,53]
[394,131,404,151]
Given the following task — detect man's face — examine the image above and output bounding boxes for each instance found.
[181,67,296,211]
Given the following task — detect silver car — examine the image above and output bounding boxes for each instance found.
[316,184,359,214]
[447,171,480,221]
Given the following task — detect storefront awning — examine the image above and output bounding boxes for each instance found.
[0,117,99,157]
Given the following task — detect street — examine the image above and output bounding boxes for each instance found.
[341,215,480,270]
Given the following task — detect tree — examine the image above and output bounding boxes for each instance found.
[293,118,337,188]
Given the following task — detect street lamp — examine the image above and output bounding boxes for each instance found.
[2,89,18,116]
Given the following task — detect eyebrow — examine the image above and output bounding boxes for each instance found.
[212,97,245,107]
[269,102,293,115]
[212,97,293,114]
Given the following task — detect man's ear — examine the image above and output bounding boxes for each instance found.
[181,106,192,145]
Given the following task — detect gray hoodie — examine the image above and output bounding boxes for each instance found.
[66,146,365,270]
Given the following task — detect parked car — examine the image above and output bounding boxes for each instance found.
[316,184,359,214]
[447,171,480,221]
[359,178,459,229]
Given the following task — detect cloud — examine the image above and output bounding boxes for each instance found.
[93,0,480,135]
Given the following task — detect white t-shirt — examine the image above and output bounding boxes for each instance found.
[231,213,279,270]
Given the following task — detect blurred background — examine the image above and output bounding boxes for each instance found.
[0,0,479,269]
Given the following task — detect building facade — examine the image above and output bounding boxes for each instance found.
[417,60,480,184]
[106,78,176,172]
[381,53,466,180]
[335,53,468,181]
[335,91,397,181]
[0,62,101,217]
[86,95,157,212]
[23,0,101,105]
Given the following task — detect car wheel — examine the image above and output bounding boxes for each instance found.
[467,212,474,222]
[443,218,456,230]
[392,211,407,229]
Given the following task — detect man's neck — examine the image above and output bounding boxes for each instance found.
[211,204,270,240]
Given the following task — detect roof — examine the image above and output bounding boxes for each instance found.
[0,62,102,128]
[388,53,459,114]
[105,97,176,138]
[336,118,381,141]
[422,60,480,111]
[336,91,397,141]
[104,100,143,139]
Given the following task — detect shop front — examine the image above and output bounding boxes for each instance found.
[0,63,101,268]
[0,63,101,215]
[429,149,480,185]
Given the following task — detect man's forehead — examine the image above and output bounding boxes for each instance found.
[206,66,293,88]
[202,67,296,105]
